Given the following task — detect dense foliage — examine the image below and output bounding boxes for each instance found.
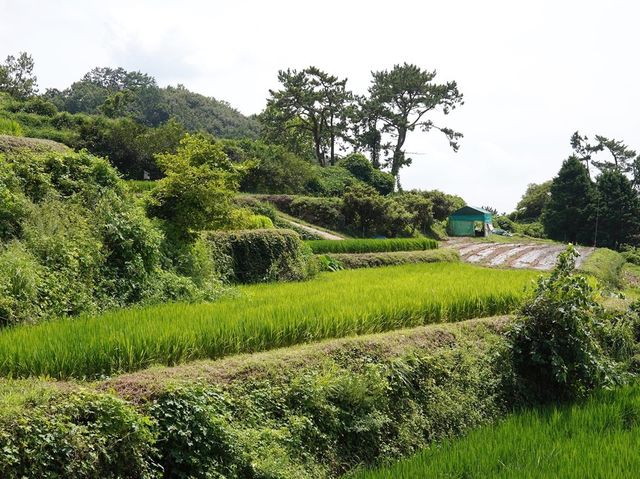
[0,145,225,326]
[206,229,316,283]
[508,246,629,402]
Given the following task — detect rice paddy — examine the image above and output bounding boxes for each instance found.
[351,384,640,479]
[306,237,438,254]
[0,262,537,379]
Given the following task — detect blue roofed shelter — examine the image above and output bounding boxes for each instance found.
[447,206,494,237]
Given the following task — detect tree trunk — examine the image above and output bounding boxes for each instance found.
[391,127,407,177]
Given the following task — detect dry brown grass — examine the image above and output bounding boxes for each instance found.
[0,135,70,153]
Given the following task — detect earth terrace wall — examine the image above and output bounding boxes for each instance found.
[0,317,515,479]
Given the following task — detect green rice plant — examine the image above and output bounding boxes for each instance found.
[306,237,437,254]
[350,383,640,479]
[0,263,538,379]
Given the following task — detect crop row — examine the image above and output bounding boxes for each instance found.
[306,237,438,254]
[0,263,538,379]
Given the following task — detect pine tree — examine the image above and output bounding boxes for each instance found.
[542,156,595,244]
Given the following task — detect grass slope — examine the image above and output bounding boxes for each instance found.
[0,263,538,379]
[351,384,640,479]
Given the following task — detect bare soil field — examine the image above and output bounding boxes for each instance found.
[446,238,594,270]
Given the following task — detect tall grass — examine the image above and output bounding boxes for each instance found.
[306,238,438,254]
[0,263,538,379]
[351,384,640,479]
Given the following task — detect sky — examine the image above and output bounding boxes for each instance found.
[1,0,639,212]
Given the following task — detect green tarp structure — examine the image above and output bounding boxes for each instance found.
[447,206,493,237]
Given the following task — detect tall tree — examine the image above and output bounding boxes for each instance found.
[368,63,463,177]
[264,67,352,166]
[594,170,640,249]
[350,95,388,169]
[570,131,601,177]
[0,52,38,99]
[592,135,637,173]
[542,156,595,245]
[515,181,552,221]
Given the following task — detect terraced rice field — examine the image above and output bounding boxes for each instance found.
[0,262,537,379]
[351,383,640,479]
[447,239,594,270]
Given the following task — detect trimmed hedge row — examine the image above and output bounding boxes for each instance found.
[206,229,316,283]
[321,249,459,270]
[0,319,512,479]
[306,238,438,254]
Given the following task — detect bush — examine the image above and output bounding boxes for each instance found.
[342,184,389,237]
[147,134,239,234]
[0,389,157,479]
[206,229,316,283]
[338,153,395,195]
[622,246,640,266]
[519,221,546,238]
[508,245,621,402]
[305,166,362,197]
[289,196,345,231]
[0,118,23,136]
[10,97,59,116]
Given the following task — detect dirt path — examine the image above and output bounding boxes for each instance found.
[446,239,594,270]
[284,219,344,240]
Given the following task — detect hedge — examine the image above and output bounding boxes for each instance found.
[205,228,316,283]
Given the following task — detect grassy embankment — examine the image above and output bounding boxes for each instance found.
[0,262,538,379]
[351,383,640,479]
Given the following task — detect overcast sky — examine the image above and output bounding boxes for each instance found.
[2,0,638,211]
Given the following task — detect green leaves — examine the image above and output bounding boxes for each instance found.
[508,245,621,402]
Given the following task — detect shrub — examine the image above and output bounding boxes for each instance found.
[342,184,389,236]
[519,221,545,238]
[338,153,395,195]
[225,208,274,230]
[289,196,345,231]
[305,166,362,197]
[0,389,158,479]
[622,246,640,266]
[206,229,316,283]
[508,245,620,402]
[147,134,239,234]
[0,243,44,326]
[10,97,58,116]
[0,118,23,136]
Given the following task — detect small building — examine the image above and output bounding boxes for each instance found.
[447,206,494,237]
